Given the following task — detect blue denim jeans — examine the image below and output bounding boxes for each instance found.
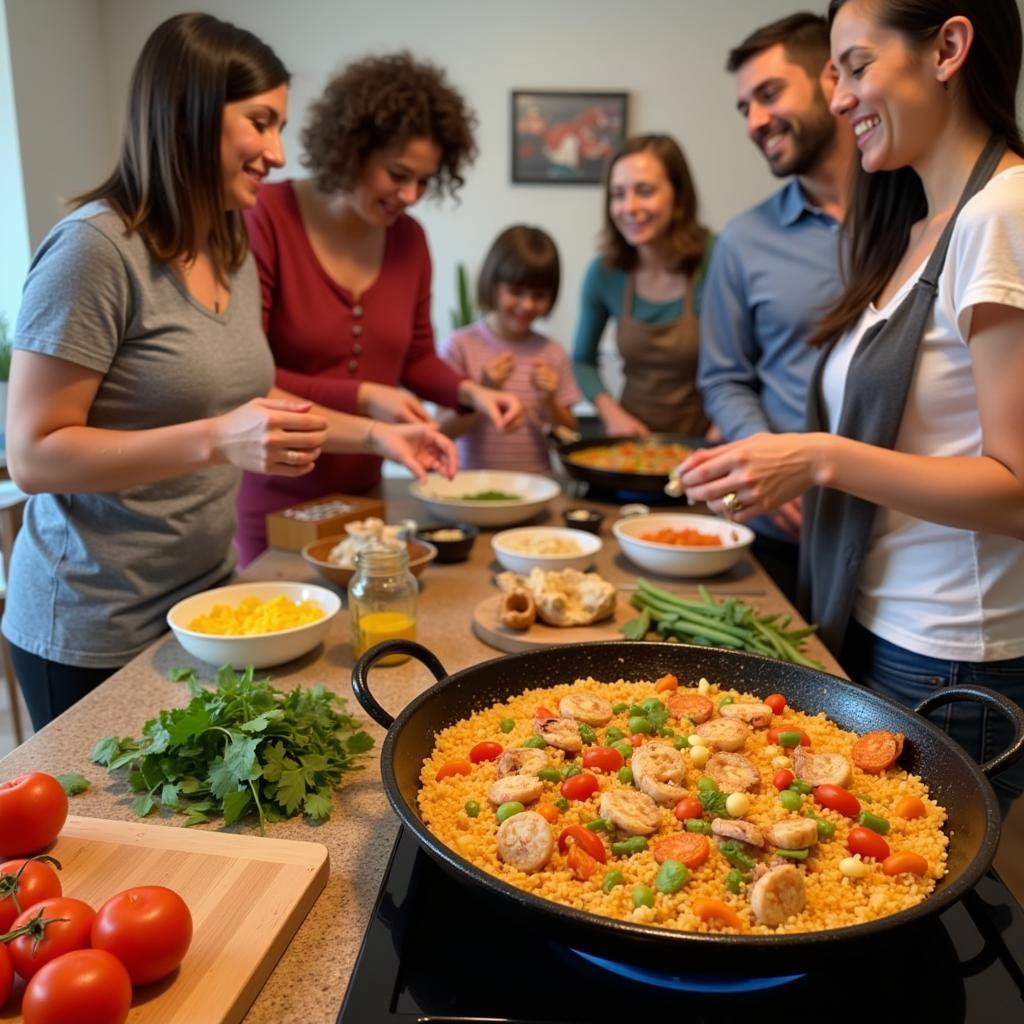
[840,620,1024,819]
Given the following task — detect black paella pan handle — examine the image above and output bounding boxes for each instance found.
[913,683,1024,778]
[350,640,449,728]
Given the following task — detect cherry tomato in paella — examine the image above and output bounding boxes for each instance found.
[469,741,503,764]
[673,797,703,822]
[582,747,625,773]
[560,772,599,802]
[814,784,861,819]
[764,693,787,715]
[847,826,892,862]
[557,824,607,863]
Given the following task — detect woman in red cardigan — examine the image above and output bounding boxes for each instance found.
[236,52,521,564]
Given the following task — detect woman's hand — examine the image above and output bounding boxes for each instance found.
[210,397,328,476]
[458,379,523,431]
[678,432,825,522]
[481,352,515,389]
[595,395,649,438]
[357,382,436,425]
[371,423,458,482]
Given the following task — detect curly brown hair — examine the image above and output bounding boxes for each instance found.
[301,51,478,198]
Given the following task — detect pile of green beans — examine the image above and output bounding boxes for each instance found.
[620,580,823,669]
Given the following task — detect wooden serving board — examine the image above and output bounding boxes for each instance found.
[472,592,638,653]
[0,815,329,1024]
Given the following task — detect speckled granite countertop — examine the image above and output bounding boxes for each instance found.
[0,480,838,1023]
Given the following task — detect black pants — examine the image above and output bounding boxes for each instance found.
[751,532,800,606]
[9,643,120,731]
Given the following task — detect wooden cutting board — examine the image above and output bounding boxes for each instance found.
[472,592,638,653]
[0,815,329,1024]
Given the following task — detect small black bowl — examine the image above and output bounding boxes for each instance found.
[561,508,605,535]
[415,522,479,563]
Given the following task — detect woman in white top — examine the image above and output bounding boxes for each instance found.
[679,0,1024,814]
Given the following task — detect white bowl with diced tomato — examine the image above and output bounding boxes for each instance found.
[612,513,754,578]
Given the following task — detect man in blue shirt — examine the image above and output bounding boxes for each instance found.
[697,13,855,601]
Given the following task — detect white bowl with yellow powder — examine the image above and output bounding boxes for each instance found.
[166,581,341,669]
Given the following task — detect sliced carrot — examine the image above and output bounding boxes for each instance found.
[536,705,555,720]
[852,730,904,773]
[667,692,714,724]
[567,843,602,881]
[535,802,560,824]
[894,795,927,820]
[653,832,710,868]
[435,758,472,781]
[882,851,929,876]
[693,897,741,929]
[654,673,679,693]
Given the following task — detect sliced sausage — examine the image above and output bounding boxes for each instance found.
[667,691,714,724]
[793,747,853,788]
[630,743,688,805]
[696,718,751,752]
[496,747,549,779]
[711,817,765,848]
[765,818,819,851]
[559,693,614,727]
[705,752,760,793]
[488,774,544,807]
[852,730,905,774]
[599,788,661,836]
[750,864,806,926]
[534,715,583,753]
[496,811,554,872]
[719,702,774,729]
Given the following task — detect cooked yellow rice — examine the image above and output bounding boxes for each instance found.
[418,675,948,936]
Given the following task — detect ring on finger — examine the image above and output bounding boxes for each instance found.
[286,449,301,466]
[722,491,744,515]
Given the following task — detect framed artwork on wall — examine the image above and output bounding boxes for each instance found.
[511,90,628,185]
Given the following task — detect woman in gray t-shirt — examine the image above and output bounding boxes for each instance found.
[2,13,456,729]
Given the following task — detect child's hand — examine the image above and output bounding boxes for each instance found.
[482,352,515,389]
[530,359,558,396]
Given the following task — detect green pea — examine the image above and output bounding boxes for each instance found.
[604,725,625,742]
[499,718,515,734]
[779,789,802,812]
[655,858,690,895]
[611,740,634,760]
[857,810,891,835]
[788,779,812,795]
[612,836,649,857]
[612,702,628,715]
[522,736,545,749]
[673,734,691,750]
[628,716,653,735]
[697,776,719,793]
[618,766,634,785]
[537,768,562,782]
[775,847,810,860]
[562,765,582,779]
[578,723,597,745]
[632,884,655,909]
[602,869,625,894]
[496,801,524,823]
[554,797,570,811]
[777,730,803,748]
[718,696,735,710]
[641,697,666,714]
[464,800,480,818]
[685,819,712,835]
[725,868,745,894]
[586,817,613,832]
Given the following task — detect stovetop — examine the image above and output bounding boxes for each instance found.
[338,827,1024,1023]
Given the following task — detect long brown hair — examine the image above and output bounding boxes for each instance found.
[76,12,289,284]
[600,134,709,276]
[811,0,1024,347]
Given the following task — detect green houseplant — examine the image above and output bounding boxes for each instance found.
[449,262,475,330]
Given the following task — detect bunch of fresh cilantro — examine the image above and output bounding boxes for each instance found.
[92,666,374,831]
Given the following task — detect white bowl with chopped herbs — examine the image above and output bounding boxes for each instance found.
[167,581,341,669]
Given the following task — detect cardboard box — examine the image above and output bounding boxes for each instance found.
[265,493,386,551]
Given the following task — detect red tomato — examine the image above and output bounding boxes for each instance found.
[469,741,503,764]
[582,747,625,773]
[7,897,95,980]
[0,856,63,932]
[673,797,703,822]
[0,773,68,858]
[628,734,645,747]
[0,943,12,1008]
[557,825,607,863]
[772,769,796,792]
[768,725,811,747]
[22,948,132,1024]
[90,885,192,986]
[560,772,599,802]
[814,784,861,819]
[847,826,892,862]
[764,693,787,715]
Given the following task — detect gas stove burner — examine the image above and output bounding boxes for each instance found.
[570,948,805,993]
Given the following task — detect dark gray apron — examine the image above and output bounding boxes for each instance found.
[799,134,1006,656]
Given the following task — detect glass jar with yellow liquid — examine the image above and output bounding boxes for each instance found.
[348,546,417,665]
